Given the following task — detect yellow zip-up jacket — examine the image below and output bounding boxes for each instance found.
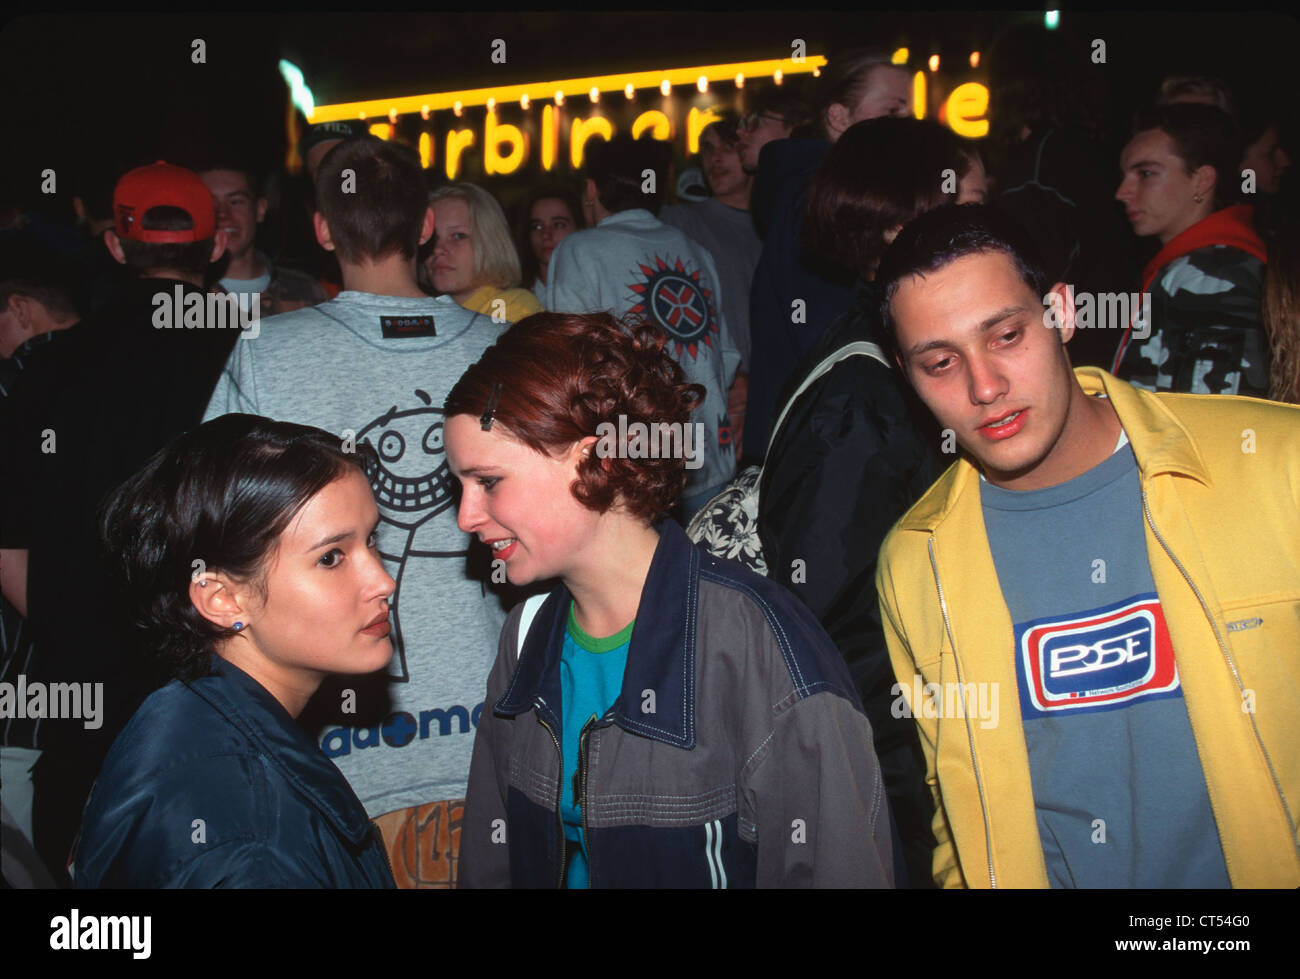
[876,367,1300,888]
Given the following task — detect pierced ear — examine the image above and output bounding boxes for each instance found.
[188,571,252,633]
[1193,165,1217,204]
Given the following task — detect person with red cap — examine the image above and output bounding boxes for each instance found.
[0,160,242,883]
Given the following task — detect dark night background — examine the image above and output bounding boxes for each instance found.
[2,9,1297,267]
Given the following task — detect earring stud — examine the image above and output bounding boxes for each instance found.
[233,622,244,632]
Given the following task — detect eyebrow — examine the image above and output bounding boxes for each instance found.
[1124,158,1163,171]
[906,305,1030,357]
[306,517,381,553]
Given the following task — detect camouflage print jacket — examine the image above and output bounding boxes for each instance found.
[1114,205,1269,397]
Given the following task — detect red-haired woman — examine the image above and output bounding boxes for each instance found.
[444,311,896,888]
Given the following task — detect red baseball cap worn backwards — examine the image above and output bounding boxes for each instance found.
[113,161,217,244]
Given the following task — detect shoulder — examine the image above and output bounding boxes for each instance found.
[1160,246,1263,295]
[695,552,857,701]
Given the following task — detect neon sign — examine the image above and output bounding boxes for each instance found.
[303,54,988,181]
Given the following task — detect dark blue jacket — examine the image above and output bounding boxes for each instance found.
[459,520,896,888]
[745,138,855,459]
[73,656,395,888]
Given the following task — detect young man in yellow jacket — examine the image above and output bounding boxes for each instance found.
[873,204,1300,888]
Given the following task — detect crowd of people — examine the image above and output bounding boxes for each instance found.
[1,40,1298,890]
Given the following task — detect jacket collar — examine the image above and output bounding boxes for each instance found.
[1142,204,1266,291]
[897,367,1212,534]
[187,656,374,844]
[597,209,659,231]
[494,519,698,749]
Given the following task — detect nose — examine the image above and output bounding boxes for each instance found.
[214,199,231,224]
[1115,177,1133,203]
[456,486,485,535]
[966,351,1008,407]
[363,547,397,602]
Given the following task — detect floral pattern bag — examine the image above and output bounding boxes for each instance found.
[685,341,888,575]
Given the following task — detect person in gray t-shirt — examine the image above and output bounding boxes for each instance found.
[204,136,507,888]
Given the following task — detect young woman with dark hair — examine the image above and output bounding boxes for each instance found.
[446,311,895,888]
[72,414,398,888]
[516,185,584,305]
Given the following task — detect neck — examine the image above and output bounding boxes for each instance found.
[564,516,661,638]
[224,248,265,281]
[145,269,205,288]
[217,642,319,719]
[452,285,484,305]
[713,186,751,210]
[340,256,428,299]
[1160,203,1216,246]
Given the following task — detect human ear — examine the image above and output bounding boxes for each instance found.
[1045,281,1076,345]
[419,205,435,246]
[313,212,335,252]
[103,230,127,265]
[188,570,256,633]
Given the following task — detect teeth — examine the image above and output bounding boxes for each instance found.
[491,538,516,551]
[986,411,1022,429]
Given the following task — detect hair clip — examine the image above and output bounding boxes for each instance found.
[480,382,504,431]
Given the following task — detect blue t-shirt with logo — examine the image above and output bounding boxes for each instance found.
[980,427,1229,887]
[559,602,632,889]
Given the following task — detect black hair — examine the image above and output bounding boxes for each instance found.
[198,162,264,201]
[583,133,672,214]
[99,414,379,684]
[1132,102,1244,210]
[876,203,1049,362]
[0,238,84,322]
[516,182,585,286]
[314,136,428,264]
[116,205,216,277]
[806,117,979,280]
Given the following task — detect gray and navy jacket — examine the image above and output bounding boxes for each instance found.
[459,519,895,888]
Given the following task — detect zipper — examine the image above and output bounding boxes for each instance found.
[575,715,597,886]
[927,536,997,889]
[535,709,567,888]
[1141,491,1300,855]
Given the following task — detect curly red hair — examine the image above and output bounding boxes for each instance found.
[445,312,705,521]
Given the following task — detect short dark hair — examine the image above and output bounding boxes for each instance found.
[1132,103,1243,211]
[584,133,672,214]
[198,162,264,200]
[314,136,428,264]
[0,238,84,321]
[747,89,817,138]
[807,117,978,279]
[699,111,742,149]
[100,414,379,684]
[876,204,1049,361]
[116,205,215,276]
